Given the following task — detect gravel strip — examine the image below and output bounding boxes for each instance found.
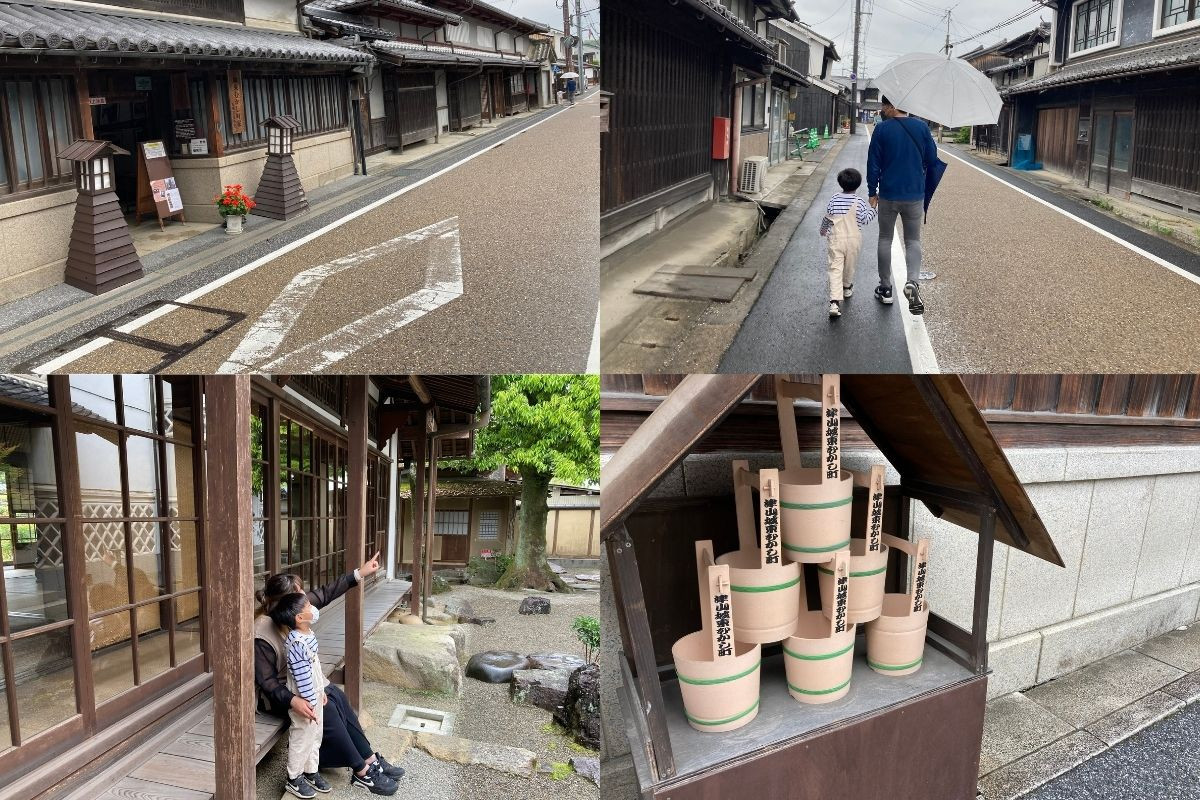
[256,584,599,800]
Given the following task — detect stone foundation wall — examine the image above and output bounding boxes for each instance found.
[0,189,76,304]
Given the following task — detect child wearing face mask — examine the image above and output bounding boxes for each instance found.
[270,592,332,798]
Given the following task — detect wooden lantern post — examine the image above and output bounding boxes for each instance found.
[252,115,310,220]
[59,140,144,294]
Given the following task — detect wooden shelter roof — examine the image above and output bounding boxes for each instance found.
[58,139,129,160]
[601,374,1064,567]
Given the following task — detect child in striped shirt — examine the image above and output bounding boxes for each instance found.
[819,167,877,318]
[270,593,332,798]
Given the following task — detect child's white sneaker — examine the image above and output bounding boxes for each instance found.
[843,284,853,299]
[828,300,841,318]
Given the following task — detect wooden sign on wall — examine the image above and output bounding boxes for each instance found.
[136,140,186,230]
[228,69,246,135]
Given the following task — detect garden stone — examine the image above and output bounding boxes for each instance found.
[519,596,551,615]
[362,622,466,696]
[415,732,537,778]
[527,652,587,672]
[570,756,600,785]
[511,668,571,713]
[548,561,566,574]
[466,650,531,683]
[554,664,600,750]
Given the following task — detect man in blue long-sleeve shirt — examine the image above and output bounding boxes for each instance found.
[866,96,938,315]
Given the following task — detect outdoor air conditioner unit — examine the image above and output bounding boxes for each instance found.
[740,156,768,194]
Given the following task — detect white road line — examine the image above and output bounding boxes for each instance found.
[33,105,576,374]
[889,228,940,374]
[586,310,600,373]
[218,217,463,373]
[941,148,1200,288]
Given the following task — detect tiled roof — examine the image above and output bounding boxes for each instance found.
[306,8,396,40]
[0,1,371,62]
[1005,35,1200,95]
[397,478,522,499]
[681,0,774,54]
[310,0,460,25]
[372,38,533,66]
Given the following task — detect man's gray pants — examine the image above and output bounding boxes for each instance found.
[876,199,923,287]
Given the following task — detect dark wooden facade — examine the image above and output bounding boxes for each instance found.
[448,74,483,131]
[383,70,439,151]
[601,0,731,233]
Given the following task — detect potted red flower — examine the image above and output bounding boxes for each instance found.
[215,184,256,234]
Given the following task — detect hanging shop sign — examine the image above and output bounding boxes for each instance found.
[823,374,840,482]
[228,69,246,135]
[135,76,153,91]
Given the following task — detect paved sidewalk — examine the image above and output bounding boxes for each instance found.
[978,623,1200,799]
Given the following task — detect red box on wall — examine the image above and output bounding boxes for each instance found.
[713,116,731,160]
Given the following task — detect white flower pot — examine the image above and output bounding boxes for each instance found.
[225,214,244,235]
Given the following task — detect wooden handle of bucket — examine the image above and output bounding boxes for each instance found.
[821,374,841,485]
[910,539,930,614]
[732,460,757,555]
[865,465,885,554]
[774,375,803,472]
[881,532,916,557]
[829,548,850,637]
[696,540,734,661]
[759,468,782,569]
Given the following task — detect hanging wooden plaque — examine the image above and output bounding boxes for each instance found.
[228,69,246,135]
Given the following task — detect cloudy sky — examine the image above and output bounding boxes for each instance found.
[795,0,1052,79]
[490,0,599,37]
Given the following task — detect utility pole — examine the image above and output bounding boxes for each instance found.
[942,9,953,57]
[850,0,862,134]
[562,0,573,86]
[577,0,585,92]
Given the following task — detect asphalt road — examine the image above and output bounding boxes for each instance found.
[721,127,912,373]
[721,129,1200,373]
[19,94,599,374]
[1026,702,1200,800]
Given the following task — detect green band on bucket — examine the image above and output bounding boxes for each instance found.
[817,564,888,578]
[781,496,852,510]
[730,575,802,593]
[787,676,852,696]
[783,642,854,661]
[684,698,761,727]
[784,539,851,554]
[676,660,761,686]
[868,656,924,671]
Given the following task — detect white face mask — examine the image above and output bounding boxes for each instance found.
[308,605,320,625]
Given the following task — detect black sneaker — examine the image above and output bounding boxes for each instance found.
[828,300,841,318]
[874,284,893,305]
[286,776,317,799]
[843,284,854,299]
[304,773,332,794]
[903,281,925,315]
[374,752,406,779]
[350,762,398,796]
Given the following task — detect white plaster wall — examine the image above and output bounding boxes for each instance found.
[436,70,449,132]
[497,31,515,52]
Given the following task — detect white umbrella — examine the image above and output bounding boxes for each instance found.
[560,71,579,79]
[874,53,1003,127]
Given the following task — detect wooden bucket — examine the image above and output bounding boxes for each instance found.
[866,535,931,677]
[672,540,762,732]
[776,375,853,562]
[784,549,856,703]
[717,462,803,643]
[817,466,891,624]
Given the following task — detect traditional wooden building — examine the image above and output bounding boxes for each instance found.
[769,19,844,137]
[0,373,488,799]
[1004,0,1200,214]
[0,0,371,305]
[962,23,1051,154]
[600,0,807,257]
[305,0,547,155]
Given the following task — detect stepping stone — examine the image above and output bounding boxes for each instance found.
[527,652,586,672]
[511,668,570,713]
[363,622,466,696]
[414,732,536,778]
[466,651,531,683]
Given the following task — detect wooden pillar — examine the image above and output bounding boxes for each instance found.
[345,376,368,710]
[206,74,226,158]
[204,375,254,800]
[74,72,93,139]
[422,438,439,623]
[410,434,426,611]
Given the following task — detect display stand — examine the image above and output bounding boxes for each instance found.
[135,140,186,230]
[602,374,1066,800]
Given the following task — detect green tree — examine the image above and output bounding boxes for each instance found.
[456,375,599,591]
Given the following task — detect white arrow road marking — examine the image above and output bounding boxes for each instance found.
[217,216,462,373]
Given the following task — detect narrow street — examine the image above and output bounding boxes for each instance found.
[4,94,599,374]
[1025,701,1200,800]
[721,127,1200,373]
